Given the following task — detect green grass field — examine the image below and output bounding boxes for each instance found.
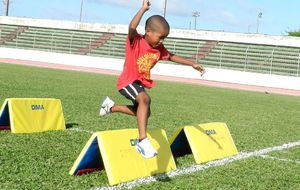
[0,63,300,190]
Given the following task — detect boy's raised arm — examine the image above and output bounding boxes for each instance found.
[128,0,150,44]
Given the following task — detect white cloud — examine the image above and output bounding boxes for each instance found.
[234,0,259,13]
[160,0,194,16]
[220,11,239,25]
[85,0,261,31]
[88,0,145,9]
[88,0,193,16]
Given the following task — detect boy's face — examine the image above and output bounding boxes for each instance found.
[145,28,169,48]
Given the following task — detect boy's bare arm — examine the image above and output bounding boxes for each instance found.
[128,0,150,44]
[170,54,206,76]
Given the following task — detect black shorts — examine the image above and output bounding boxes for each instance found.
[119,81,145,104]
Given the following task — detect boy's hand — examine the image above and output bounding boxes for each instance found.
[192,63,206,76]
[142,0,151,11]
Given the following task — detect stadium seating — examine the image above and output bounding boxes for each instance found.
[89,33,126,58]
[0,24,28,45]
[200,42,300,76]
[1,23,300,77]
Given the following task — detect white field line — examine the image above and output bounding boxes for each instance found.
[260,154,300,164]
[68,128,94,134]
[93,139,300,190]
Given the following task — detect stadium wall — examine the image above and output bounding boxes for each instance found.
[1,47,300,91]
[1,16,300,48]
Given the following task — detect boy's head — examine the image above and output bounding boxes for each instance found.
[145,15,170,48]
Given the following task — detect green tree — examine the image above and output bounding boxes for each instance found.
[288,30,300,37]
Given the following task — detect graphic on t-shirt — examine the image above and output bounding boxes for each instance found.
[137,53,159,80]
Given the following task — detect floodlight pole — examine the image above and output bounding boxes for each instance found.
[192,11,200,30]
[163,0,167,18]
[4,0,10,16]
[256,12,262,33]
[80,0,84,22]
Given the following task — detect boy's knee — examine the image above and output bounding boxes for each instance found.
[137,92,151,105]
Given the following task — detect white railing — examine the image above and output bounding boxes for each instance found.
[218,43,224,68]
[69,32,74,54]
[269,48,275,74]
[243,46,249,71]
[297,53,300,76]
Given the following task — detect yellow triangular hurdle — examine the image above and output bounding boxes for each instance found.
[169,122,238,164]
[69,128,176,186]
[0,98,65,133]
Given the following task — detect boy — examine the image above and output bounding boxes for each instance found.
[99,0,205,158]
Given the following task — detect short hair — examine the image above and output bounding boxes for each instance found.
[145,15,170,32]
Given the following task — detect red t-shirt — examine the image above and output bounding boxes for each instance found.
[117,34,170,90]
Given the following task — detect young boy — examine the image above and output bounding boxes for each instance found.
[99,0,205,159]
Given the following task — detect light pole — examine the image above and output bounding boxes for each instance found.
[192,11,200,30]
[4,0,10,16]
[163,0,167,18]
[256,12,262,33]
[80,0,84,22]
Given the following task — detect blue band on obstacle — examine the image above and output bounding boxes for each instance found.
[170,129,192,157]
[75,137,104,175]
[0,103,10,127]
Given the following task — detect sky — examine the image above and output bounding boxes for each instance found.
[1,0,299,36]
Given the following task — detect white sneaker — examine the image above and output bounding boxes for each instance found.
[136,138,158,159]
[99,96,115,116]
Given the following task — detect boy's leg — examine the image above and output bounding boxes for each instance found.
[116,81,157,158]
[112,104,151,118]
[135,91,150,140]
[113,91,151,140]
[99,97,136,116]
[134,91,157,158]
[111,91,150,139]
[111,105,137,116]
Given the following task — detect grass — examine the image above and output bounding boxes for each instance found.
[0,63,300,190]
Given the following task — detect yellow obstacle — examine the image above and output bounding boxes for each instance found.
[69,128,176,186]
[169,122,238,164]
[0,98,65,133]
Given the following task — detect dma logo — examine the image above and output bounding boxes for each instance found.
[205,129,217,135]
[31,104,45,110]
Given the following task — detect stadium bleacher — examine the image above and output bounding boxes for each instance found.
[1,23,300,77]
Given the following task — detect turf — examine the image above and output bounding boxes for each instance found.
[0,63,299,190]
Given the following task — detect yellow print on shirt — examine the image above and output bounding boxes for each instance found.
[137,53,159,80]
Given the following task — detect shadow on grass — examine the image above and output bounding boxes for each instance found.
[66,123,79,129]
[152,173,172,182]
